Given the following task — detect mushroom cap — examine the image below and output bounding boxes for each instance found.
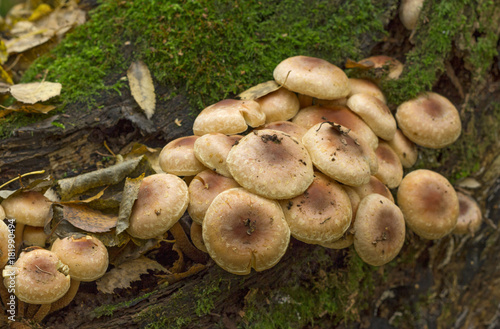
[292,105,379,150]
[353,194,406,266]
[358,55,404,80]
[397,169,459,239]
[0,220,9,268]
[346,93,397,141]
[297,94,314,108]
[187,169,240,224]
[302,122,372,187]
[399,0,425,30]
[193,99,265,136]
[453,191,482,235]
[373,141,404,189]
[386,129,419,168]
[351,176,395,203]
[256,87,300,123]
[279,172,352,244]
[127,173,189,239]
[320,232,354,250]
[1,191,52,227]
[5,248,70,304]
[256,121,308,141]
[395,92,462,148]
[23,226,48,247]
[51,235,109,282]
[0,205,5,220]
[159,136,206,176]
[193,133,243,178]
[348,78,386,104]
[273,56,350,100]
[226,129,314,199]
[203,188,290,275]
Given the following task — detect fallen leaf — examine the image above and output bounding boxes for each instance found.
[345,58,374,69]
[0,40,7,64]
[4,28,54,54]
[0,65,13,85]
[96,256,167,294]
[127,61,156,119]
[5,102,56,114]
[237,80,281,100]
[28,4,53,22]
[116,174,144,235]
[9,81,61,104]
[62,204,117,233]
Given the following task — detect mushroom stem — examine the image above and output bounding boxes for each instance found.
[169,222,207,263]
[49,279,80,314]
[33,304,51,322]
[14,223,25,256]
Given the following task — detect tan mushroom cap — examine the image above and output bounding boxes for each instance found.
[256,87,300,123]
[0,220,9,268]
[190,222,207,253]
[351,176,395,203]
[279,172,352,244]
[374,141,403,189]
[292,105,379,150]
[226,129,314,199]
[203,188,290,275]
[302,122,372,187]
[348,78,386,104]
[400,0,425,30]
[353,194,406,266]
[193,99,265,136]
[193,133,243,178]
[315,97,348,107]
[346,93,397,141]
[127,173,189,240]
[396,92,462,148]
[51,235,109,282]
[297,94,313,108]
[358,55,404,80]
[453,192,482,235]
[0,205,5,220]
[159,136,206,176]
[397,169,459,239]
[273,56,350,100]
[4,248,70,304]
[187,169,240,224]
[257,121,308,141]
[23,226,47,247]
[1,190,52,227]
[386,129,419,168]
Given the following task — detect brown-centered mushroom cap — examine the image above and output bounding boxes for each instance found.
[193,133,243,178]
[346,93,397,141]
[386,129,419,168]
[159,135,206,176]
[226,129,314,199]
[257,121,308,141]
[51,235,109,282]
[453,191,482,235]
[127,173,189,239]
[279,172,352,244]
[3,248,70,304]
[193,99,265,136]
[348,78,386,104]
[202,188,290,275]
[302,122,372,187]
[256,87,300,123]
[397,169,459,239]
[187,169,240,224]
[374,141,404,189]
[0,220,9,268]
[1,191,52,227]
[273,56,350,100]
[353,194,406,266]
[395,92,462,149]
[351,176,395,203]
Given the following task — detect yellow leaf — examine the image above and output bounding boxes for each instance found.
[238,80,281,100]
[0,65,13,85]
[127,61,156,119]
[28,4,53,22]
[0,40,8,64]
[9,81,61,104]
[6,102,56,114]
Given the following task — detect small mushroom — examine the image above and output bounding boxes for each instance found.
[373,141,404,189]
[351,176,395,203]
[353,194,406,266]
[386,129,419,168]
[452,191,482,235]
[159,135,206,176]
[190,222,207,253]
[397,169,459,239]
[255,87,300,123]
[193,133,243,178]
[203,188,290,275]
[348,78,386,104]
[23,226,48,247]
[399,0,425,30]
[0,220,9,269]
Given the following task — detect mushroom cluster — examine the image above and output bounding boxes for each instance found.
[157,55,481,271]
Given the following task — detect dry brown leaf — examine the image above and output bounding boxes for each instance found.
[127,61,156,119]
[62,204,117,233]
[4,28,54,54]
[5,102,56,114]
[96,256,167,294]
[9,81,61,104]
[238,80,281,100]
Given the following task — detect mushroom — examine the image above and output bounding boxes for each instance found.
[49,235,108,313]
[187,169,240,224]
[23,226,48,247]
[279,172,352,245]
[0,220,9,269]
[397,169,459,239]
[255,87,300,123]
[348,78,386,104]
[399,0,425,30]
[256,121,308,141]
[159,135,206,176]
[353,194,406,266]
[190,222,207,253]
[452,191,482,235]
[273,56,350,100]
[373,141,404,189]
[127,173,189,240]
[202,188,290,275]
[351,176,395,203]
[193,99,265,136]
[226,129,314,199]
[386,129,419,168]
[193,133,243,178]
[395,92,462,148]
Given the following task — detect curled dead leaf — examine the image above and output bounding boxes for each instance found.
[127,61,156,119]
[62,204,117,233]
[237,80,281,100]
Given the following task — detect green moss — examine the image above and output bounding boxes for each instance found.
[92,290,155,318]
[194,277,222,316]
